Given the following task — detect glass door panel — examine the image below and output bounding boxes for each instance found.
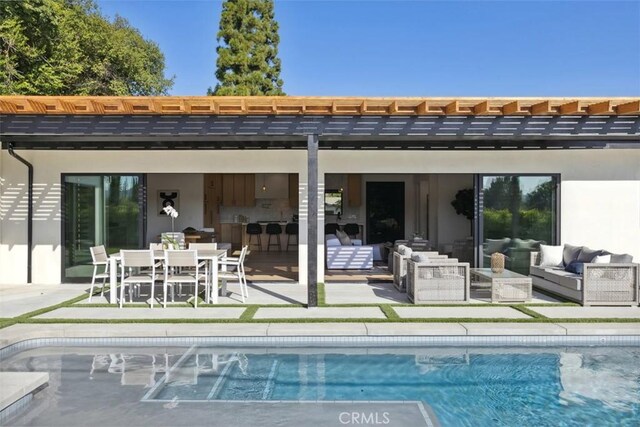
[63,175,143,282]
[480,175,558,275]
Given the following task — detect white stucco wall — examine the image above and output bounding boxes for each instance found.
[1,148,639,286]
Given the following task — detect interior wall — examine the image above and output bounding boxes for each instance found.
[146,173,204,243]
[428,174,475,251]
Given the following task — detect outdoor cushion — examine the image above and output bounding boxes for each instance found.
[539,244,564,267]
[484,238,509,254]
[608,253,634,263]
[529,265,547,278]
[563,244,583,266]
[511,238,542,249]
[576,247,602,263]
[565,260,585,275]
[541,268,583,291]
[398,245,413,256]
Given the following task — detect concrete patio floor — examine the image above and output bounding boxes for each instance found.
[72,280,561,306]
[1,282,639,324]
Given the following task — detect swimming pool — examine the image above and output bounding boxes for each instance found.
[1,340,639,426]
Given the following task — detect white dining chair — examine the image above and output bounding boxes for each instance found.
[218,245,249,302]
[89,245,110,302]
[119,250,159,308]
[163,250,206,308]
[188,243,218,250]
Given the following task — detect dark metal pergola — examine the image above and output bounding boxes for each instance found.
[1,111,639,304]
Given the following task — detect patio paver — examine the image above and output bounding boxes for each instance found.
[254,307,385,319]
[0,284,85,317]
[394,306,532,319]
[530,306,640,319]
[35,307,245,320]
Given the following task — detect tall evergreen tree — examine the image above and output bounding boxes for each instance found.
[211,0,284,96]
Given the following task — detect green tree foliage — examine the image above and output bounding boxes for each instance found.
[211,0,284,95]
[0,0,173,95]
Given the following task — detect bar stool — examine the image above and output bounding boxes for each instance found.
[266,223,282,251]
[325,223,339,235]
[246,223,263,251]
[344,223,360,239]
[285,223,298,251]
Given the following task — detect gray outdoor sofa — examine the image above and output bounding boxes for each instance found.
[530,245,639,306]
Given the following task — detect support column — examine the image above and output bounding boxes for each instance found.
[307,134,319,307]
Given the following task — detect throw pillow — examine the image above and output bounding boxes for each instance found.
[562,244,582,266]
[565,260,584,275]
[576,247,602,263]
[609,253,634,263]
[411,253,431,262]
[592,254,611,264]
[539,244,564,267]
[335,230,351,246]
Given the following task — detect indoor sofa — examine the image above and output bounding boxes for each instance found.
[325,233,373,270]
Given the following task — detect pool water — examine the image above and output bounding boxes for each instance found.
[2,345,639,426]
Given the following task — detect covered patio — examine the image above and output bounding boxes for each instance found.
[1,96,639,310]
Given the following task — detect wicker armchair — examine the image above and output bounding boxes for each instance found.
[530,252,639,306]
[406,260,470,303]
[393,251,443,291]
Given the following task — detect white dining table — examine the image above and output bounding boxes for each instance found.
[108,249,228,305]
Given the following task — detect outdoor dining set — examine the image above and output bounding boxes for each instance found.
[87,234,249,308]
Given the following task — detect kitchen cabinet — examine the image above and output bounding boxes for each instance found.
[255,173,288,199]
[203,174,222,228]
[288,173,298,208]
[221,174,255,207]
[347,174,362,207]
[219,223,243,249]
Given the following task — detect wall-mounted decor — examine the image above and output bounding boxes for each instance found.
[158,190,179,216]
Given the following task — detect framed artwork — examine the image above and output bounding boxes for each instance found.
[158,190,179,215]
[324,189,343,215]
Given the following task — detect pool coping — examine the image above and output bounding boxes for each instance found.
[1,322,639,351]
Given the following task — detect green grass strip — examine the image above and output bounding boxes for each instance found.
[380,304,400,320]
[0,319,17,330]
[240,305,259,321]
[512,305,547,319]
[318,282,326,306]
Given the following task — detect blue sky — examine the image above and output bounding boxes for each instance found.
[98,0,640,96]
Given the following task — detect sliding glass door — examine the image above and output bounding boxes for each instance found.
[478,175,559,275]
[63,175,144,282]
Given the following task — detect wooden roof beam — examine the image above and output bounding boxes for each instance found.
[615,100,640,115]
[530,101,552,115]
[559,100,582,115]
[588,101,613,115]
[502,101,525,115]
[473,100,491,115]
[445,101,460,115]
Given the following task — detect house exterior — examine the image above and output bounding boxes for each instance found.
[1,96,639,305]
